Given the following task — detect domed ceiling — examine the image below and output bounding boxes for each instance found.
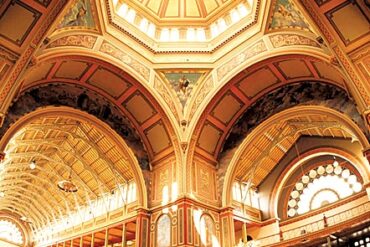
[123,0,243,23]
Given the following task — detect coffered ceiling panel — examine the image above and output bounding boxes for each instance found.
[275,59,312,80]
[87,68,132,98]
[123,92,157,124]
[145,121,171,154]
[211,92,243,125]
[198,122,223,154]
[0,1,41,46]
[237,67,279,98]
[23,63,54,86]
[326,1,369,45]
[312,61,345,85]
[55,60,90,80]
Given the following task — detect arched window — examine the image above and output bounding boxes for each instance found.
[156,214,171,247]
[0,219,24,244]
[200,214,216,247]
[287,163,362,217]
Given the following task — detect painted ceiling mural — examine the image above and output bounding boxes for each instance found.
[161,71,206,109]
[269,0,310,31]
[58,0,96,29]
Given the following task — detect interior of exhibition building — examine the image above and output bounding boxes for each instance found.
[0,0,369,246]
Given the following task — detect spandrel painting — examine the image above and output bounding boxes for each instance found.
[59,0,95,29]
[156,214,171,247]
[164,72,203,108]
[269,0,309,30]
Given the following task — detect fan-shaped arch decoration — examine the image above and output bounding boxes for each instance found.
[0,219,24,244]
[287,163,363,217]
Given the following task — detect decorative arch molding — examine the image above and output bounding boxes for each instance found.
[0,83,151,169]
[221,106,370,208]
[188,53,353,166]
[271,147,370,219]
[223,81,368,153]
[2,51,183,166]
[187,51,343,136]
[18,54,180,162]
[0,106,148,209]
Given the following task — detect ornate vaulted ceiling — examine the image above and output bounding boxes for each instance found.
[0,112,135,231]
[0,0,369,241]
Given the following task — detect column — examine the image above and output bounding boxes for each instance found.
[220,207,235,247]
[363,148,370,200]
[104,228,109,247]
[121,223,126,247]
[242,222,248,243]
[136,208,150,247]
[90,232,94,247]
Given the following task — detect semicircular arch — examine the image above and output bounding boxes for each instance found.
[221,105,370,208]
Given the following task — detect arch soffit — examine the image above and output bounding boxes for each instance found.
[17,54,180,164]
[221,106,370,207]
[188,53,351,163]
[270,147,370,219]
[0,106,148,209]
[186,37,334,126]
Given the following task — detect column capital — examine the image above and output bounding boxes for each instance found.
[220,206,234,215]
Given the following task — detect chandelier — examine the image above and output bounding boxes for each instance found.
[57,179,78,192]
[57,169,78,192]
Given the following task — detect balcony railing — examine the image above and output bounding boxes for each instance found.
[256,201,370,246]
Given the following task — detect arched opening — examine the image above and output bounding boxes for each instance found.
[220,104,369,245]
[0,107,148,246]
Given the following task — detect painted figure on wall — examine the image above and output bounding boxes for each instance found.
[59,0,95,29]
[164,72,202,108]
[269,0,309,30]
[156,215,171,247]
[200,214,216,247]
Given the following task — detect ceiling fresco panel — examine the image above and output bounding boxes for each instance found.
[161,71,207,108]
[268,0,310,31]
[58,0,96,29]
